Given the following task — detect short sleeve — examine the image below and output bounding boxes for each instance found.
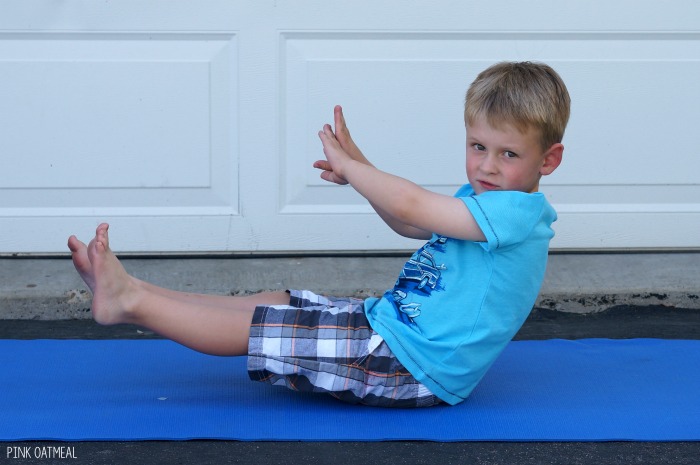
[461,190,551,250]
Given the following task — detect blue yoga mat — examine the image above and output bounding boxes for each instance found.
[1,338,698,442]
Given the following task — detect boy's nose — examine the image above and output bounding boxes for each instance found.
[480,154,498,174]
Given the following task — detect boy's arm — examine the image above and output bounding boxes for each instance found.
[315,161,432,239]
[313,106,433,240]
[317,114,486,242]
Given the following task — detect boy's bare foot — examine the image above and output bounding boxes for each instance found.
[68,235,96,292]
[69,224,140,326]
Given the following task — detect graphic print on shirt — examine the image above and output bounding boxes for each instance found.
[388,236,448,326]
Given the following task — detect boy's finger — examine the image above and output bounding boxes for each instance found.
[335,106,350,137]
[313,160,332,170]
[320,170,348,186]
[324,125,341,143]
[334,105,344,128]
[318,127,333,143]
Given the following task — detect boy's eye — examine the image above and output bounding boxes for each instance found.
[504,151,518,159]
[473,143,486,151]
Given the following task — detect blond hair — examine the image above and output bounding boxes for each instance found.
[465,61,571,150]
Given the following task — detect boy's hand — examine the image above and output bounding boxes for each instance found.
[316,123,352,185]
[314,106,370,185]
[312,159,348,185]
[331,105,369,165]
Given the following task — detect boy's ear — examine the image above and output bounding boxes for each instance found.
[540,143,564,176]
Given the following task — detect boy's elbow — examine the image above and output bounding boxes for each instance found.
[391,202,413,225]
[389,191,423,227]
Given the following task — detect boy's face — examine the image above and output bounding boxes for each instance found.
[465,116,562,195]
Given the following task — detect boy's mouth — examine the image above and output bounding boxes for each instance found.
[478,180,499,191]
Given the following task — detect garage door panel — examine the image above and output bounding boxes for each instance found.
[0,32,238,216]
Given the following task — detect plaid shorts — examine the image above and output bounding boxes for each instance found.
[247,290,442,408]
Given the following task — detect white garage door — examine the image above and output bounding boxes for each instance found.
[1,1,699,253]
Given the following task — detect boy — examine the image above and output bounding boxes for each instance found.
[68,61,570,408]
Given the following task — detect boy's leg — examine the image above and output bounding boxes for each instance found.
[68,236,288,311]
[67,224,290,356]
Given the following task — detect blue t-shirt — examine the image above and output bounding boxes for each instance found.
[364,184,556,405]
